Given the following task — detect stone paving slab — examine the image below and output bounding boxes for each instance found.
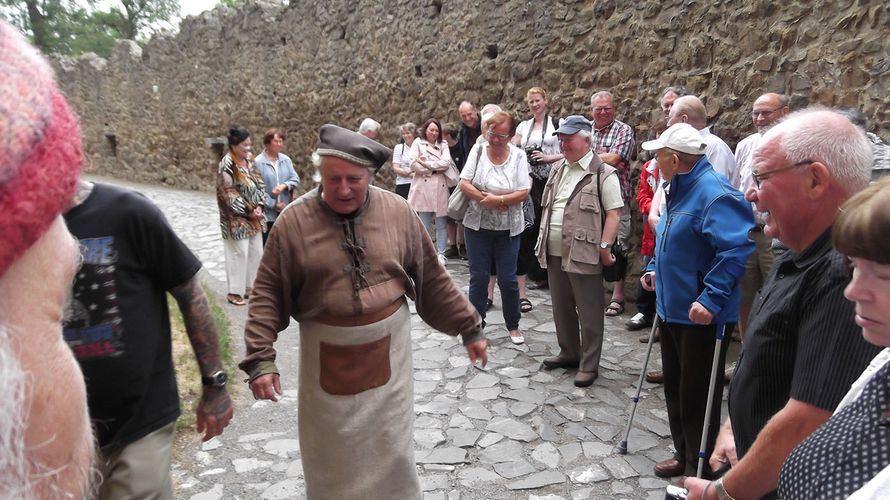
[91,177,738,500]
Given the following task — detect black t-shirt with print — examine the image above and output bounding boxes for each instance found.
[63,183,201,449]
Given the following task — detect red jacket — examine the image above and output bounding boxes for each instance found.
[637,160,657,256]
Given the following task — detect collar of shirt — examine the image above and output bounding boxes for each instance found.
[571,150,596,171]
[594,121,615,133]
[790,229,834,268]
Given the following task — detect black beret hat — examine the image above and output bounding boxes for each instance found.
[315,124,392,173]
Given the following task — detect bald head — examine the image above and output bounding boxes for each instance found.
[751,93,790,133]
[458,101,478,128]
[668,95,707,129]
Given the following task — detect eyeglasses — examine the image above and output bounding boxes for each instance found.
[751,108,780,118]
[752,159,813,188]
[592,107,614,113]
[488,130,511,140]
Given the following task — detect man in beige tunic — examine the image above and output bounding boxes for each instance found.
[240,124,488,500]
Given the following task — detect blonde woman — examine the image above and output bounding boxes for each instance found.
[513,87,564,297]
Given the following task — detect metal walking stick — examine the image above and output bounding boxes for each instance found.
[695,323,728,478]
[618,315,661,454]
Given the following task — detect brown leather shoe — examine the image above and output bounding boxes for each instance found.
[645,370,664,384]
[541,356,579,370]
[639,330,661,343]
[654,458,685,478]
[574,371,598,387]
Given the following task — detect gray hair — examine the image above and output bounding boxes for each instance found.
[311,151,374,183]
[357,118,381,134]
[662,85,689,98]
[590,90,614,104]
[398,122,417,135]
[763,107,872,195]
[839,108,868,129]
[576,130,593,143]
[775,94,791,108]
[0,324,27,498]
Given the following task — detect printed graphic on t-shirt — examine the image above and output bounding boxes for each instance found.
[62,236,125,359]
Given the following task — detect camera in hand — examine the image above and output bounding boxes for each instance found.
[525,147,543,166]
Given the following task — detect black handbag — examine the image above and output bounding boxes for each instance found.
[596,166,628,283]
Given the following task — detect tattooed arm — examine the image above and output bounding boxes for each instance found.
[170,275,234,441]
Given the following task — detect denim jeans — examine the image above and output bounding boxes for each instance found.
[418,212,448,255]
[464,227,521,330]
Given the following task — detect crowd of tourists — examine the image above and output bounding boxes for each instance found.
[216,85,890,499]
[3,15,890,499]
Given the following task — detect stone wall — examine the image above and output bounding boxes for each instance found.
[56,0,888,193]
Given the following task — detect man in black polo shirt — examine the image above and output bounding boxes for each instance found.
[682,108,880,499]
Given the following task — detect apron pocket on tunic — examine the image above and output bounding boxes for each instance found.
[319,335,392,395]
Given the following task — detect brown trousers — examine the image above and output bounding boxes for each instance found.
[546,256,605,373]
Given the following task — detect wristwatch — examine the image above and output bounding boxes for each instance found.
[600,241,612,249]
[202,370,228,388]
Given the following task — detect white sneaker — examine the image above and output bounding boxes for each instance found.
[437,254,447,266]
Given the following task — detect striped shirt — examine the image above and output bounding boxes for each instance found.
[728,229,881,497]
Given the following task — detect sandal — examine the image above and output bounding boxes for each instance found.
[604,300,624,317]
[519,298,533,313]
[227,294,246,306]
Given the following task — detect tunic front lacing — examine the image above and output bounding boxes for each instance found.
[337,214,370,315]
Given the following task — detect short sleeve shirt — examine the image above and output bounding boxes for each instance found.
[728,230,881,460]
[547,152,622,257]
[461,143,531,236]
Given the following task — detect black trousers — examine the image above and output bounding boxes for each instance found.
[262,218,275,246]
[660,320,733,473]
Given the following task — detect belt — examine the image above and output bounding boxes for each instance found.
[315,297,405,327]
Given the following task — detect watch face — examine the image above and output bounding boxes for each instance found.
[204,371,228,386]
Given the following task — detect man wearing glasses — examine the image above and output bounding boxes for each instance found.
[681,108,879,500]
[734,93,791,338]
[590,90,635,317]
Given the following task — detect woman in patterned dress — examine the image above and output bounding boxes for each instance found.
[216,125,265,305]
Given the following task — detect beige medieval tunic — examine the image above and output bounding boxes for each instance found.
[240,185,482,500]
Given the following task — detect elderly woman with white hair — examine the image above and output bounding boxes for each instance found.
[358,117,381,139]
[0,20,94,499]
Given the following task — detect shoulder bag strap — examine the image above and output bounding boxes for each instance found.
[596,165,605,231]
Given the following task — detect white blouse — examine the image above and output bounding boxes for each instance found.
[460,143,530,236]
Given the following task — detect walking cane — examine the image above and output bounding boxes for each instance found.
[617,315,661,454]
[695,323,728,478]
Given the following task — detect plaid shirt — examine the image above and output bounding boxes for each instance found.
[592,119,634,200]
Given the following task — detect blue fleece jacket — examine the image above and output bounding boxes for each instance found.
[647,156,754,325]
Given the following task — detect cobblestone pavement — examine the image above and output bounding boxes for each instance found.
[93,176,733,500]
